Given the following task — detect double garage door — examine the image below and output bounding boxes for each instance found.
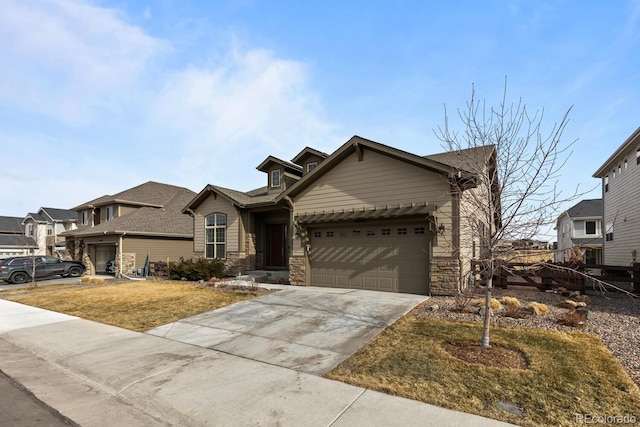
[309,221,429,294]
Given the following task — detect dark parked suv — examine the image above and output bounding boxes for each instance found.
[0,256,85,284]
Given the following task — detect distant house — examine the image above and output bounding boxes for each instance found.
[555,199,602,264]
[22,208,77,257]
[593,127,640,266]
[62,181,196,275]
[186,136,499,295]
[0,216,37,258]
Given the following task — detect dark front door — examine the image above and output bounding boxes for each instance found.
[268,224,286,267]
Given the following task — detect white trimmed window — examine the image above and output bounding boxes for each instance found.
[271,170,281,187]
[205,213,226,259]
[585,221,596,235]
[82,211,89,225]
[106,206,114,221]
[306,162,317,173]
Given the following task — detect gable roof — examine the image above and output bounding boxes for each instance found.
[566,199,602,218]
[72,181,189,210]
[40,207,77,222]
[183,184,277,213]
[24,212,47,224]
[0,216,25,234]
[256,156,303,174]
[593,127,640,178]
[291,147,329,166]
[68,186,195,238]
[278,135,459,200]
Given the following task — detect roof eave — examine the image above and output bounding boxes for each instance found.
[593,127,640,177]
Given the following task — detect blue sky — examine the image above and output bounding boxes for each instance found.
[2,0,639,241]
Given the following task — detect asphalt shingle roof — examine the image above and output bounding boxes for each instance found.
[566,199,602,218]
[73,181,190,210]
[41,207,77,222]
[0,216,25,233]
[68,182,196,237]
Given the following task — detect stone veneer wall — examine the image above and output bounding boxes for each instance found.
[288,255,306,285]
[430,257,461,296]
[224,252,254,276]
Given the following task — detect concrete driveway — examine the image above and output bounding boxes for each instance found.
[147,286,428,375]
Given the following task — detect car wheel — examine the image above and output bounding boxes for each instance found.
[68,266,83,277]
[10,272,29,284]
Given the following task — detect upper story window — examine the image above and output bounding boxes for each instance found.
[25,223,35,237]
[106,206,114,221]
[47,224,53,236]
[604,175,609,192]
[271,170,281,187]
[306,162,317,173]
[81,211,89,226]
[585,221,596,235]
[205,213,226,259]
[637,148,640,165]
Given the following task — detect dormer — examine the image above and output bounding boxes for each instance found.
[291,147,329,175]
[256,156,303,195]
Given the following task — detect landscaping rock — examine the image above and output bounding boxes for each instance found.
[576,308,589,319]
[496,401,524,417]
[428,304,439,311]
[559,300,579,309]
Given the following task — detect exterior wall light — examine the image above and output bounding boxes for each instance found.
[438,224,445,234]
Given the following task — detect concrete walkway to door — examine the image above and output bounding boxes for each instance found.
[147,285,427,375]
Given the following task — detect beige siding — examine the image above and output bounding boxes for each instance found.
[293,149,454,257]
[295,150,452,212]
[123,237,193,266]
[192,195,240,255]
[603,147,640,265]
[120,205,137,216]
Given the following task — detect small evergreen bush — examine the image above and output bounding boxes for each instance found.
[168,258,225,281]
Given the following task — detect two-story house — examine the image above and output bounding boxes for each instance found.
[63,181,196,275]
[185,136,499,295]
[593,127,640,266]
[0,216,37,258]
[22,208,77,257]
[555,199,603,264]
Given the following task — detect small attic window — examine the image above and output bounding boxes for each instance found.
[271,170,281,187]
[306,162,317,173]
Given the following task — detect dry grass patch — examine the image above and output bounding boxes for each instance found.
[1,281,263,332]
[325,317,640,426]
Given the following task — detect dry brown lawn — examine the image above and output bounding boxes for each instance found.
[325,317,640,426]
[1,280,262,332]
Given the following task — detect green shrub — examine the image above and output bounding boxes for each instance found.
[167,258,225,281]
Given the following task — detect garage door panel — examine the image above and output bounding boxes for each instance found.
[309,223,428,294]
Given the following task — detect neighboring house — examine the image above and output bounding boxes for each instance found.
[22,208,78,257]
[63,181,196,275]
[593,127,640,266]
[555,199,603,264]
[185,136,498,295]
[0,216,37,258]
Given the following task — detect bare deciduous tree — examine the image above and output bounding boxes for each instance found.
[435,79,579,347]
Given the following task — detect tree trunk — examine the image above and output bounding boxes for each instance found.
[481,266,492,347]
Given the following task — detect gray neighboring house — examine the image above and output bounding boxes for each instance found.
[186,136,499,295]
[555,199,602,264]
[22,207,77,257]
[593,126,640,266]
[0,216,37,258]
[62,181,196,275]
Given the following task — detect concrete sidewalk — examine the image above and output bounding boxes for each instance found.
[0,298,514,426]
